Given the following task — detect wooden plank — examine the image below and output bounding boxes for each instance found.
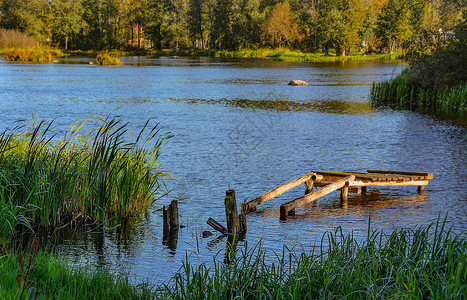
[367,170,433,179]
[207,217,228,235]
[280,175,355,220]
[241,172,323,214]
[347,179,430,187]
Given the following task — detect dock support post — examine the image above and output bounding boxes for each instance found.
[417,185,425,193]
[361,186,367,194]
[340,185,349,201]
[305,179,314,194]
[225,190,239,236]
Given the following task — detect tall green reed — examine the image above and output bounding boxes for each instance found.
[0,115,172,229]
[160,217,466,299]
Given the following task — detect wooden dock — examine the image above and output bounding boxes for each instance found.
[241,170,433,220]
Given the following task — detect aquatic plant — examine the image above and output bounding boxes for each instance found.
[371,70,467,114]
[95,51,122,66]
[3,48,53,62]
[0,115,171,228]
[160,217,466,299]
[0,201,33,253]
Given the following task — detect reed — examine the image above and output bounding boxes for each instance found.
[371,70,467,114]
[95,51,122,65]
[0,115,171,229]
[2,48,53,62]
[0,201,34,253]
[160,217,466,299]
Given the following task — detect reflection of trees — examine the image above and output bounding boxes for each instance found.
[174,97,373,115]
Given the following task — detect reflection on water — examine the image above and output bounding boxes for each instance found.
[171,97,374,115]
[0,56,466,284]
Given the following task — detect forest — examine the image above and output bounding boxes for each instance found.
[0,0,465,54]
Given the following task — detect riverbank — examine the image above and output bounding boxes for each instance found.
[147,48,405,62]
[1,218,464,299]
[371,22,466,117]
[371,71,467,115]
[1,47,404,63]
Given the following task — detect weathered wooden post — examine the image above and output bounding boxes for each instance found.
[162,200,179,254]
[225,190,239,236]
[417,185,425,193]
[340,184,349,201]
[163,200,179,231]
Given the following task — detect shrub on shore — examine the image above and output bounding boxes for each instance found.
[95,51,122,65]
[3,48,53,62]
[0,115,171,229]
[371,20,467,114]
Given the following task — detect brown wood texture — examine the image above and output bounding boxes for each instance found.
[207,217,228,235]
[280,175,355,219]
[225,190,239,235]
[242,172,322,214]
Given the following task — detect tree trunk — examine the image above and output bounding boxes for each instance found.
[65,37,68,50]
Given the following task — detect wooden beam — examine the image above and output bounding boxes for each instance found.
[347,179,429,187]
[367,170,433,179]
[207,217,228,235]
[241,172,323,214]
[315,179,430,187]
[280,175,355,220]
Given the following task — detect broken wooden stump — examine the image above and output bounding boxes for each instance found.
[280,175,355,220]
[163,200,179,231]
[225,190,239,236]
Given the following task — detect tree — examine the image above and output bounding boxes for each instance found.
[52,0,87,50]
[263,1,300,48]
[0,0,49,42]
[317,0,365,56]
[211,0,234,49]
[376,0,413,52]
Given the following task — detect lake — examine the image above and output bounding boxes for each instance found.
[1,56,466,283]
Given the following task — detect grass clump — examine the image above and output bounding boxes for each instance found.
[160,218,466,299]
[0,251,153,299]
[0,115,171,229]
[2,48,53,62]
[371,21,467,115]
[95,51,122,66]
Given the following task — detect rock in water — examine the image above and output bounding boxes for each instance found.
[288,80,308,86]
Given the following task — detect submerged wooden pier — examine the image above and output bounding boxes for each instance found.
[241,170,433,220]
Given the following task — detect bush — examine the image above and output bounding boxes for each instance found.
[3,48,53,62]
[95,51,122,65]
[371,20,467,114]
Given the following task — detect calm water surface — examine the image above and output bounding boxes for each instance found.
[1,56,466,283]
